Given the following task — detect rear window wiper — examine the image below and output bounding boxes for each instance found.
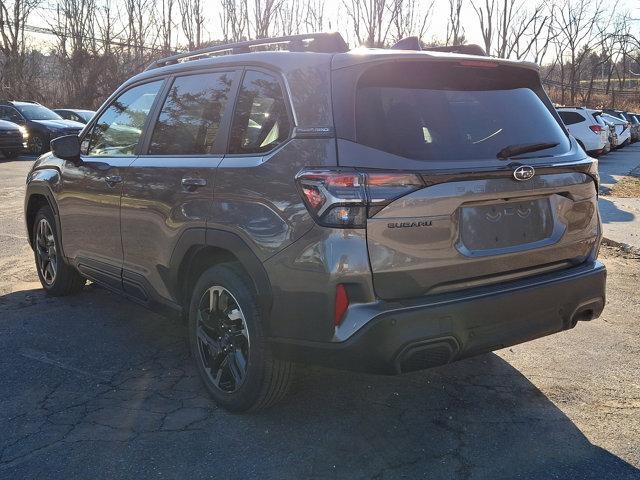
[496,142,559,160]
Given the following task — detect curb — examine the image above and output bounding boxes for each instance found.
[602,237,640,256]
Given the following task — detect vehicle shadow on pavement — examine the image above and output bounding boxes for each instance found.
[0,286,638,479]
[598,196,635,224]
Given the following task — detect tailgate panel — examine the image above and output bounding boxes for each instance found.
[366,172,599,300]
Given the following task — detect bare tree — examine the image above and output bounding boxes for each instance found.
[526,3,556,64]
[501,1,552,60]
[343,0,394,47]
[179,0,204,49]
[471,0,495,54]
[95,0,119,55]
[275,0,303,36]
[553,0,603,103]
[390,0,433,43]
[446,0,465,45]
[49,0,104,105]
[305,0,326,32]
[220,0,249,42]
[0,0,41,96]
[252,0,281,39]
[158,0,175,53]
[124,0,158,57]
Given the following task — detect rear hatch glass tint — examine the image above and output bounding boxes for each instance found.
[354,61,570,163]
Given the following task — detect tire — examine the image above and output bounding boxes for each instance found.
[33,205,85,296]
[188,264,293,412]
[28,133,46,155]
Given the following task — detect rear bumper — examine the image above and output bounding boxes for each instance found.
[582,136,606,153]
[271,261,606,374]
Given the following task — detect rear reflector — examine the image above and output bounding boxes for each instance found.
[334,284,349,326]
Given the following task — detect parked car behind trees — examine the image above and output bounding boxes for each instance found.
[0,101,84,155]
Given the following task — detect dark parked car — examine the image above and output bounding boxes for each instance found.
[0,101,84,155]
[24,33,606,412]
[0,119,27,158]
[54,108,96,124]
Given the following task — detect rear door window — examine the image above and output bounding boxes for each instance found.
[558,111,586,125]
[149,71,235,155]
[354,62,570,163]
[228,70,290,155]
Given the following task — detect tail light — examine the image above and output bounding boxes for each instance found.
[296,169,424,228]
[589,125,603,134]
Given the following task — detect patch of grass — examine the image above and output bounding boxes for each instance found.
[601,175,640,197]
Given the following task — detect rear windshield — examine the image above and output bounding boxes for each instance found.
[355,62,570,162]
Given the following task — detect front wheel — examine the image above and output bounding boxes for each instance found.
[188,265,293,412]
[33,205,85,295]
[28,133,46,155]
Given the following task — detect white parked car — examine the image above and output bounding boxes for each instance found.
[557,107,608,155]
[601,112,631,148]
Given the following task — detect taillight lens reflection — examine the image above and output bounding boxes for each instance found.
[296,169,423,228]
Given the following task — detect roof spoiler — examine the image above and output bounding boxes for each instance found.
[390,37,487,56]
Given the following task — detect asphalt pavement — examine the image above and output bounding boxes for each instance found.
[0,155,639,479]
[597,142,640,250]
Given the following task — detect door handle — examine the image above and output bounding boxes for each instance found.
[105,175,123,187]
[182,177,207,191]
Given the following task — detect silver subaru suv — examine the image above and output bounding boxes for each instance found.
[24,33,606,412]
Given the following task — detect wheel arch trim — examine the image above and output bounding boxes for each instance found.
[24,177,64,255]
[169,228,273,324]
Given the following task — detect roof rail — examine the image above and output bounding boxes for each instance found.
[146,32,349,71]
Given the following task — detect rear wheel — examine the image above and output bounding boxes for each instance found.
[188,264,293,412]
[33,206,85,295]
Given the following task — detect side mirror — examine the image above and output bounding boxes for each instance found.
[51,135,81,162]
